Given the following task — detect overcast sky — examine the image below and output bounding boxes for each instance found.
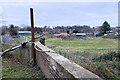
[0,1,118,27]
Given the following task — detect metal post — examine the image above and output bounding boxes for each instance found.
[23,36,25,42]
[1,36,3,44]
[26,37,28,42]
[30,8,36,66]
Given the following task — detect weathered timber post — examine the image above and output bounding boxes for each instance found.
[30,8,36,66]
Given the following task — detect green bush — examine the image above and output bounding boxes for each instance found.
[102,34,118,39]
[39,37,45,46]
[94,52,120,61]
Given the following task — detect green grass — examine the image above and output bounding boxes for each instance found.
[46,37,118,60]
[46,38,118,49]
[46,37,119,79]
[2,58,44,78]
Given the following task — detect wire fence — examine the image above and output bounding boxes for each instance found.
[0,35,30,52]
[0,35,31,45]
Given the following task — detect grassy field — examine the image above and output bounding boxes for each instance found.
[46,37,119,79]
[1,36,119,79]
[46,37,118,57]
[46,38,118,49]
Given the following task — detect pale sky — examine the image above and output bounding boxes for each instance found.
[0,0,118,27]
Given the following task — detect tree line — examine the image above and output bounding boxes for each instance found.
[1,21,111,36]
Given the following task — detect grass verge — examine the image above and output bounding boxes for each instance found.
[2,58,44,79]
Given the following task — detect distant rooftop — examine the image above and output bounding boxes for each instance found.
[18,31,31,34]
[76,33,86,36]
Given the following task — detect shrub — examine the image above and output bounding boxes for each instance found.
[102,34,118,39]
[39,37,45,46]
[94,52,120,61]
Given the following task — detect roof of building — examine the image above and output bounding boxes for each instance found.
[76,33,86,36]
[18,31,31,34]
